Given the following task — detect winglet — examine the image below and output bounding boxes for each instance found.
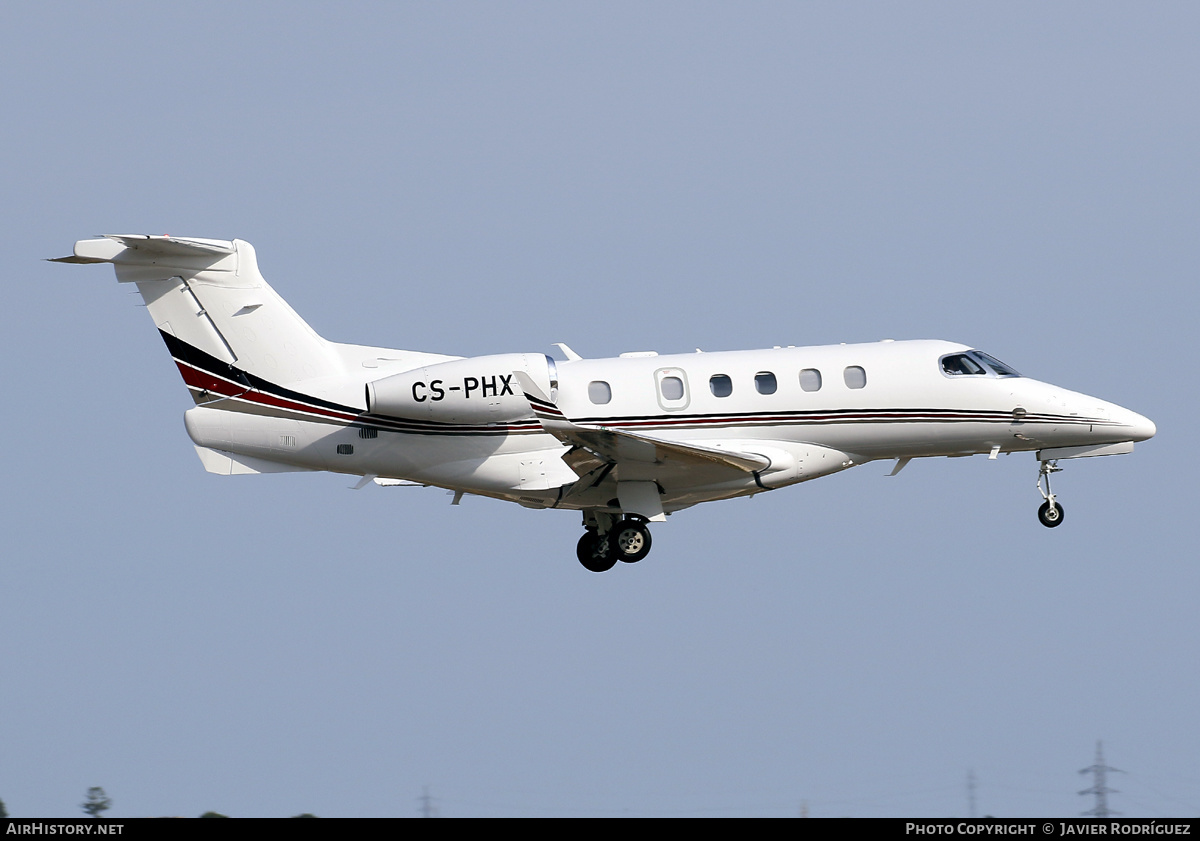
[512,370,568,425]
[512,370,549,404]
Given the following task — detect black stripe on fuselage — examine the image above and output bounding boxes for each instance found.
[158,330,1116,438]
[159,329,540,435]
[158,329,359,416]
[571,408,1116,428]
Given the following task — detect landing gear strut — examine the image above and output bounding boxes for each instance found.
[576,515,654,572]
[1037,459,1065,528]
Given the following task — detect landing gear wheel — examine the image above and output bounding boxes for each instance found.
[576,530,617,573]
[1038,500,1065,528]
[611,519,652,564]
[1036,459,1065,529]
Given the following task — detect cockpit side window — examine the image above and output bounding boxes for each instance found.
[941,353,987,376]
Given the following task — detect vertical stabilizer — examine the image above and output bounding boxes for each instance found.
[56,235,344,405]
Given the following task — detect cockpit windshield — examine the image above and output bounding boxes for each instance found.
[971,351,1020,377]
[940,350,1021,378]
[941,353,987,376]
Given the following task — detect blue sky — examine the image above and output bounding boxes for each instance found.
[1,2,1196,817]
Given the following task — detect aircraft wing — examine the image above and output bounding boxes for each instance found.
[553,420,769,474]
[513,371,770,518]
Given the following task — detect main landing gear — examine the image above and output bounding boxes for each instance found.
[576,516,653,572]
[1037,459,1065,528]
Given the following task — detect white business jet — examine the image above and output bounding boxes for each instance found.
[54,235,1155,572]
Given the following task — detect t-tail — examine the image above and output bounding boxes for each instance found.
[53,235,343,406]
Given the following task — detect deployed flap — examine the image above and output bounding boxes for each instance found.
[618,481,666,522]
[512,371,770,479]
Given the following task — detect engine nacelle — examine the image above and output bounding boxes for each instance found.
[366,353,557,425]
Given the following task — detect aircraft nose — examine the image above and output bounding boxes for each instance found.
[1122,409,1156,442]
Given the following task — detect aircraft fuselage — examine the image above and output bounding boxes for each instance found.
[182,339,1153,514]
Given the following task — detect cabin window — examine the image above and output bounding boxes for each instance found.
[336,443,354,455]
[941,353,987,376]
[709,374,733,397]
[588,380,612,404]
[799,368,822,392]
[844,366,867,389]
[660,376,685,401]
[754,372,778,395]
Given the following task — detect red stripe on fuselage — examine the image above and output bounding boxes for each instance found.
[176,360,245,397]
[175,359,358,422]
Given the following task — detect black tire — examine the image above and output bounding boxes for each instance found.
[612,519,652,563]
[576,531,617,572]
[1038,501,1065,528]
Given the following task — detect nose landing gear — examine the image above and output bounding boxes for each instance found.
[1037,459,1065,528]
[576,515,654,572]
[1038,500,1064,527]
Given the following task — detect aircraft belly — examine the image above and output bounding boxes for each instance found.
[185,405,574,492]
[317,426,574,493]
[801,421,993,458]
[674,413,1111,463]
[186,407,332,471]
[753,419,1032,459]
[404,450,576,494]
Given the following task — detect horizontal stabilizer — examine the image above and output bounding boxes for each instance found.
[105,234,235,256]
[50,235,237,269]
